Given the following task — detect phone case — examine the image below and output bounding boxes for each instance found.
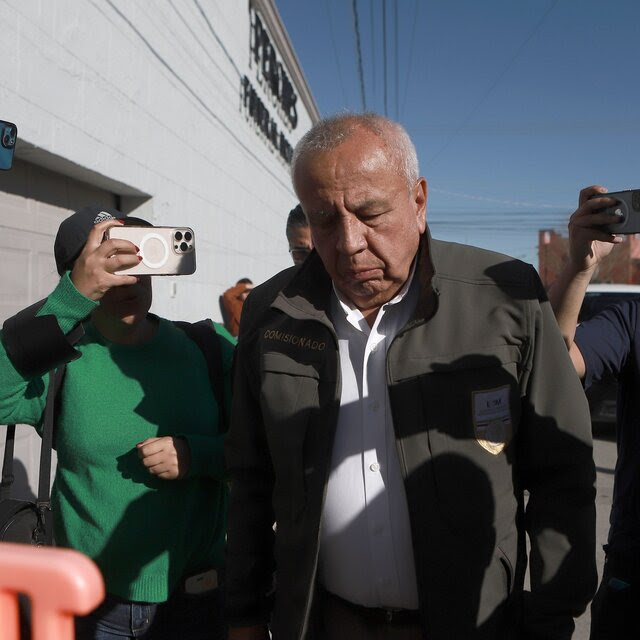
[0,120,17,171]
[594,190,640,235]
[106,226,196,276]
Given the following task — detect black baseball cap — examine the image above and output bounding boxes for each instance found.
[54,204,150,276]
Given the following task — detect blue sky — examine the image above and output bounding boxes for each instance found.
[275,0,640,267]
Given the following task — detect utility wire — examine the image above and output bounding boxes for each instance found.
[394,0,399,119]
[352,0,367,111]
[192,0,243,79]
[102,0,292,193]
[382,0,388,116]
[325,0,349,107]
[401,0,420,118]
[428,0,560,167]
[370,0,376,101]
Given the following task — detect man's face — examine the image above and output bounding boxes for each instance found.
[288,226,313,265]
[97,276,153,325]
[294,130,427,313]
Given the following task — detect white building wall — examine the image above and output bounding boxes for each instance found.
[0,0,318,499]
[0,0,317,321]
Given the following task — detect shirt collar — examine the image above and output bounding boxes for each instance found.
[331,259,418,331]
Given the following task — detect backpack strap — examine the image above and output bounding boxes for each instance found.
[34,366,66,545]
[174,320,227,433]
[0,424,16,501]
[0,365,65,544]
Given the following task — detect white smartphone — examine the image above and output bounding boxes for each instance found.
[105,226,196,276]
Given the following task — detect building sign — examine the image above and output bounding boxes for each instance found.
[242,76,293,164]
[243,5,298,165]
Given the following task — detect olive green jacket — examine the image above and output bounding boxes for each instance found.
[225,234,597,639]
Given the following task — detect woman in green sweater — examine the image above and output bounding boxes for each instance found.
[0,206,235,639]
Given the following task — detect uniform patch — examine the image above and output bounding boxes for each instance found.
[263,329,326,351]
[472,386,512,455]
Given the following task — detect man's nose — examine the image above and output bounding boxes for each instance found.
[336,216,367,255]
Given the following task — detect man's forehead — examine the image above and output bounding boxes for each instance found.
[297,145,399,195]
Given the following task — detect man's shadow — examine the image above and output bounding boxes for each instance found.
[296,347,595,637]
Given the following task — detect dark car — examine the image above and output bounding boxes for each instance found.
[578,284,640,430]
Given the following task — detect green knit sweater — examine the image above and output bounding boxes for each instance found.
[0,273,235,602]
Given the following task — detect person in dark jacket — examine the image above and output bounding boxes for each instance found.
[286,204,313,265]
[549,185,639,640]
[225,113,597,640]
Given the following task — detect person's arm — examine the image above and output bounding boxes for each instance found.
[548,185,623,377]
[520,273,597,639]
[0,219,141,426]
[225,296,276,632]
[222,283,252,337]
[142,322,237,481]
[0,273,97,427]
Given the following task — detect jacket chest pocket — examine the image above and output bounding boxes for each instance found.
[418,350,521,531]
[260,352,322,520]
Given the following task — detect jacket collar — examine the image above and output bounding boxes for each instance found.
[272,229,439,326]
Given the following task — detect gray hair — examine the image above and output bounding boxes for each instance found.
[291,113,419,191]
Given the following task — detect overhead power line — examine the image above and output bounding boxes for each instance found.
[401,0,420,118]
[370,0,376,100]
[382,0,388,116]
[352,0,367,111]
[325,0,348,107]
[394,0,399,118]
[428,0,561,167]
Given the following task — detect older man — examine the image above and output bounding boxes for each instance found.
[225,114,596,640]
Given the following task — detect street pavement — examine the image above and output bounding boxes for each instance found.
[573,429,617,639]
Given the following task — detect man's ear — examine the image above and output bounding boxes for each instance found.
[414,178,427,233]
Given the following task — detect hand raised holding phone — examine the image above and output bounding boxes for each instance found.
[71,219,141,301]
[105,226,196,276]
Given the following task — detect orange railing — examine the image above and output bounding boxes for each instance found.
[0,542,104,640]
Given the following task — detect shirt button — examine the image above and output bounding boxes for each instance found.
[369,462,381,472]
[372,402,380,412]
[371,344,378,352]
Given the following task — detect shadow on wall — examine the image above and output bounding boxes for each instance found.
[8,457,37,502]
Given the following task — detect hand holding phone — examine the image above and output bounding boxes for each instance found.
[0,120,17,170]
[105,226,196,276]
[591,189,640,234]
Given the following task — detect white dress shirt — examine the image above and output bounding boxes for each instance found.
[318,267,420,610]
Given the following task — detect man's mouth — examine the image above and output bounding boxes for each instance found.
[347,267,381,282]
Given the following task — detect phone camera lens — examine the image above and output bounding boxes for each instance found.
[1,125,16,149]
[184,231,192,242]
[174,231,183,241]
[180,242,189,252]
